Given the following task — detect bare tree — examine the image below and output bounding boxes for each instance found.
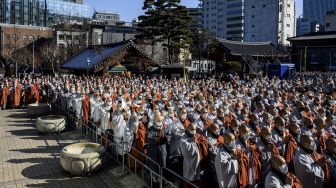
[4,48,31,75]
[40,41,59,75]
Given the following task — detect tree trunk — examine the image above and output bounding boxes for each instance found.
[151,39,155,60]
[51,60,55,75]
[168,36,171,64]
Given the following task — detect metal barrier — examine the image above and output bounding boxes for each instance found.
[48,98,199,188]
[161,167,199,188]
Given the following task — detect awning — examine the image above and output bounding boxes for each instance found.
[216,38,284,57]
[186,66,197,72]
[108,64,127,73]
[150,67,160,72]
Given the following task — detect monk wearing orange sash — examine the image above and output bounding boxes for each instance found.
[129,122,147,169]
[1,83,10,109]
[82,91,90,125]
[13,81,22,108]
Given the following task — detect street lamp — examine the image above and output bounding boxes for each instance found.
[198,29,203,75]
[86,58,90,76]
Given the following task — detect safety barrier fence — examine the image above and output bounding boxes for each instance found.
[49,99,199,188]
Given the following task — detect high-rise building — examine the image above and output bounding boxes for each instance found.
[203,0,295,46]
[187,8,203,32]
[0,0,90,27]
[203,0,244,41]
[296,16,320,36]
[244,0,296,46]
[326,10,336,31]
[303,0,336,26]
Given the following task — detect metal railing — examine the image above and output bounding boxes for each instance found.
[48,99,199,188]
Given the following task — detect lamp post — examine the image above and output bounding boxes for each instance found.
[198,29,202,75]
[86,58,90,76]
[32,37,34,75]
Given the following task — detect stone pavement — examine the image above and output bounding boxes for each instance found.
[0,109,145,188]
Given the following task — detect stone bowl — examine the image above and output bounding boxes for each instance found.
[60,143,106,176]
[27,103,51,117]
[36,115,66,133]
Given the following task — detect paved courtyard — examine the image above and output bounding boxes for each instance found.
[0,109,145,188]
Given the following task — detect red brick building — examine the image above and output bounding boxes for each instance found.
[0,24,53,57]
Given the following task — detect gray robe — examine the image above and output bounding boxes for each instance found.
[265,171,291,188]
[215,146,238,188]
[146,126,168,174]
[294,148,324,188]
[180,134,201,181]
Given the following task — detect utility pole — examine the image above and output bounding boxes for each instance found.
[183,54,186,82]
[330,51,332,71]
[304,46,307,72]
[299,50,303,73]
[87,58,90,76]
[32,36,35,74]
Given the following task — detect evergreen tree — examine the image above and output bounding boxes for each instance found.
[136,0,192,64]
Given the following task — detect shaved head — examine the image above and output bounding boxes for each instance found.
[326,138,336,153]
[271,155,286,169]
[187,123,196,132]
[223,133,235,144]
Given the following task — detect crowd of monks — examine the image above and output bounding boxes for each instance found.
[1,73,336,188]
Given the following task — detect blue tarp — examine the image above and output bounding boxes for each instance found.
[62,44,126,70]
[268,64,295,79]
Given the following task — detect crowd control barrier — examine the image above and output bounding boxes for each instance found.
[48,99,199,188]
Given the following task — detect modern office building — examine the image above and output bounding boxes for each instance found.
[296,16,321,36]
[90,21,137,46]
[187,8,203,32]
[303,0,336,27]
[244,0,296,46]
[203,0,244,41]
[0,0,90,27]
[326,11,336,31]
[92,11,120,26]
[203,0,295,46]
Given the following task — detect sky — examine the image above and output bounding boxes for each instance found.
[84,0,304,22]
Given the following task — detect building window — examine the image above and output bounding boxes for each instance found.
[287,4,290,7]
[227,23,244,28]
[5,34,10,40]
[252,5,255,8]
[5,44,10,49]
[252,15,255,18]
[263,5,266,8]
[227,30,243,34]
[287,14,290,17]
[252,25,255,28]
[59,34,65,40]
[252,34,255,38]
[286,24,290,27]
[326,23,330,28]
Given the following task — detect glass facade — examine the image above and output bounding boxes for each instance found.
[0,0,90,26]
[303,0,336,25]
